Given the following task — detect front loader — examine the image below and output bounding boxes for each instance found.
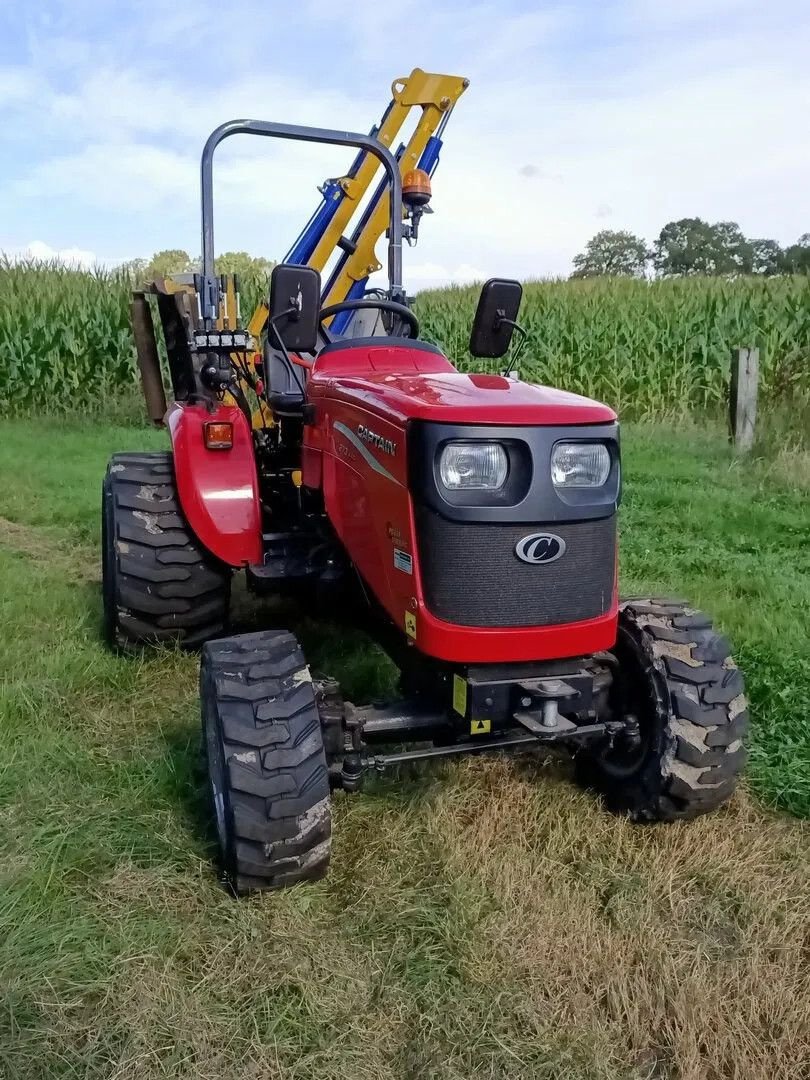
[102,70,748,893]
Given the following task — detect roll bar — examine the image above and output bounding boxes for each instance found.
[200,119,404,321]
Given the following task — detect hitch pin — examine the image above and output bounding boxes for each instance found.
[541,698,560,729]
[515,678,578,734]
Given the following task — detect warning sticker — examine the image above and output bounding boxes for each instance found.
[394,548,413,574]
[405,611,417,639]
[470,717,492,735]
[452,675,467,717]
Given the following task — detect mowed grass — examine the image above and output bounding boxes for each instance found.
[0,417,808,1079]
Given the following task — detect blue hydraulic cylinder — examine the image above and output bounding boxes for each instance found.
[283,139,370,265]
[418,135,443,176]
[284,178,345,265]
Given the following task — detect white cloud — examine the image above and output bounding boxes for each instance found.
[620,0,768,30]
[0,68,36,107]
[391,260,487,289]
[3,240,98,268]
[16,143,192,209]
[2,0,809,282]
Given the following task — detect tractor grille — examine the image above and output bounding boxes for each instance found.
[415,507,616,628]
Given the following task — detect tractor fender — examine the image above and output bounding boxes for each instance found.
[166,402,262,567]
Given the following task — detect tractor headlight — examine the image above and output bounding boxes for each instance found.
[551,442,611,488]
[438,441,508,490]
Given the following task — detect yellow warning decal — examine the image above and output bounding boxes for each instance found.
[452,675,467,717]
[405,611,417,639]
[470,717,492,735]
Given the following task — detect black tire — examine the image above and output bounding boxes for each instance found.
[102,452,230,651]
[200,630,331,894]
[576,598,748,820]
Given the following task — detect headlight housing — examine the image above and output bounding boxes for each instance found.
[551,442,611,488]
[438,441,508,490]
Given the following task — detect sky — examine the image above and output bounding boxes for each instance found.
[0,0,808,287]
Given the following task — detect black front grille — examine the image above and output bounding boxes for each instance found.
[415,507,616,628]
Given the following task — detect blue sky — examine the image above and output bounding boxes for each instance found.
[1,0,808,285]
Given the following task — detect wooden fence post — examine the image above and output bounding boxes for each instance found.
[729,347,759,453]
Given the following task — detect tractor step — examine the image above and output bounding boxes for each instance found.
[248,561,317,585]
[247,531,342,589]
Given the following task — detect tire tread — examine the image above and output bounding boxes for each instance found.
[200,629,331,894]
[103,452,230,650]
[578,598,748,821]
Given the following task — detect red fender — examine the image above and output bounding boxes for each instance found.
[166,402,262,567]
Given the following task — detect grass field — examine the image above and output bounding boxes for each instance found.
[0,417,809,1079]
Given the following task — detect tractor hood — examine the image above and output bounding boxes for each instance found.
[309,340,616,426]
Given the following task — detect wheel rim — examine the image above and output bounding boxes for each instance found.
[595,717,649,778]
[594,627,659,779]
[202,701,228,854]
[101,478,116,642]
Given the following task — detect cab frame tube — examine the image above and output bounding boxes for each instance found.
[200,119,404,320]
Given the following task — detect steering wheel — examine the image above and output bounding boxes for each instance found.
[318,298,420,340]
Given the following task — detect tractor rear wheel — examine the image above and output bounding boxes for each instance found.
[102,452,230,651]
[200,630,331,894]
[576,598,748,820]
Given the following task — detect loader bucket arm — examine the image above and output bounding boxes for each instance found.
[246,69,469,338]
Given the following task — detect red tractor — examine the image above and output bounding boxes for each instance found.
[102,114,748,894]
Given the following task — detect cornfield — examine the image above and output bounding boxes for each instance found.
[2,259,808,421]
[416,276,810,419]
[0,260,270,415]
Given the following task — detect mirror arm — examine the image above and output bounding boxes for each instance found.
[499,319,528,381]
[494,315,527,338]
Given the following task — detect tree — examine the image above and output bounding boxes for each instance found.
[779,233,810,274]
[570,230,648,278]
[117,257,147,280]
[214,251,275,276]
[142,249,193,279]
[652,218,752,276]
[750,238,782,275]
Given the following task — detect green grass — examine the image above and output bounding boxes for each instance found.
[0,417,808,1078]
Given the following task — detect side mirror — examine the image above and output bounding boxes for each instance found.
[268,264,321,352]
[469,278,523,359]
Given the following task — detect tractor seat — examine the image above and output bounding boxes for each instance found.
[264,341,306,416]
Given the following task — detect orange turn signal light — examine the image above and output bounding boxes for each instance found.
[402,168,432,207]
[204,421,233,450]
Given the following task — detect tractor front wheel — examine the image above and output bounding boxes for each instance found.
[102,452,230,651]
[200,630,332,894]
[576,598,748,820]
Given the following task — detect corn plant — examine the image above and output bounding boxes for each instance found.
[2,261,808,426]
[416,276,810,420]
